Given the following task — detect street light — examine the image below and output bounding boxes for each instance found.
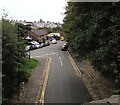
[26,24,31,59]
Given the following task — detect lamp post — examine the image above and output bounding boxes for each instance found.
[26,24,31,59]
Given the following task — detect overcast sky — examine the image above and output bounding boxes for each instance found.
[1,0,68,23]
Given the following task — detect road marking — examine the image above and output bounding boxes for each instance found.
[39,57,52,104]
[67,51,82,77]
[60,61,63,66]
[36,58,48,103]
[31,51,60,58]
[59,56,61,60]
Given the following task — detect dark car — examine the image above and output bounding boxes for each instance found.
[29,45,36,50]
[61,43,68,51]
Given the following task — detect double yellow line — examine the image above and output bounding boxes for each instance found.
[39,57,52,104]
[67,51,82,77]
[31,56,52,104]
[32,51,81,104]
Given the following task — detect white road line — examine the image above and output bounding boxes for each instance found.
[32,51,60,57]
[59,56,61,60]
[31,51,62,57]
[60,61,63,66]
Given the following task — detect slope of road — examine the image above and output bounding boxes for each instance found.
[45,51,92,103]
[30,41,93,104]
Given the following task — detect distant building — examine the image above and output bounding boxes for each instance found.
[26,29,48,43]
[11,19,61,29]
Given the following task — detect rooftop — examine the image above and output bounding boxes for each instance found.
[31,29,48,36]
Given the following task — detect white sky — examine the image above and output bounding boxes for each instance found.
[1,0,68,23]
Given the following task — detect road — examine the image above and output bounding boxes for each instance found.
[30,41,93,104]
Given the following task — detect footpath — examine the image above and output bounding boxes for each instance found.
[18,57,48,103]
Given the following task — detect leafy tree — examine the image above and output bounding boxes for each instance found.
[15,23,31,37]
[2,19,19,102]
[62,2,120,94]
[53,35,60,40]
[2,19,32,103]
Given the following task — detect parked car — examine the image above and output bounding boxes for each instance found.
[40,43,46,47]
[27,41,33,45]
[61,37,64,41]
[32,41,39,45]
[29,45,36,50]
[61,43,68,51]
[45,42,50,46]
[52,39,57,44]
[34,44,40,48]
[50,38,54,41]
[28,41,39,45]
[25,45,31,51]
[39,44,43,48]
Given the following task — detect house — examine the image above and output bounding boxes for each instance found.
[26,29,48,43]
[47,33,61,37]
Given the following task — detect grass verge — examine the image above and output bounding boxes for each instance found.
[14,58,38,102]
[19,58,39,83]
[23,58,38,71]
[3,58,39,103]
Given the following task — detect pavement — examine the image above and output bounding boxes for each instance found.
[18,41,93,104]
[18,57,48,103]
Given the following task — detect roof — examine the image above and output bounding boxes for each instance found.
[48,33,60,37]
[31,29,48,36]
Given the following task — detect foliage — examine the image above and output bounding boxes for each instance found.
[62,2,120,94]
[46,26,62,33]
[15,23,31,37]
[2,19,20,102]
[53,35,60,40]
[2,19,37,103]
[19,58,38,83]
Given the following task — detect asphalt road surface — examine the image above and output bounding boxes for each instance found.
[30,41,93,104]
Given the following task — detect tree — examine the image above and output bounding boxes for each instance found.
[2,19,31,103]
[2,19,19,102]
[15,23,31,37]
[62,2,120,94]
